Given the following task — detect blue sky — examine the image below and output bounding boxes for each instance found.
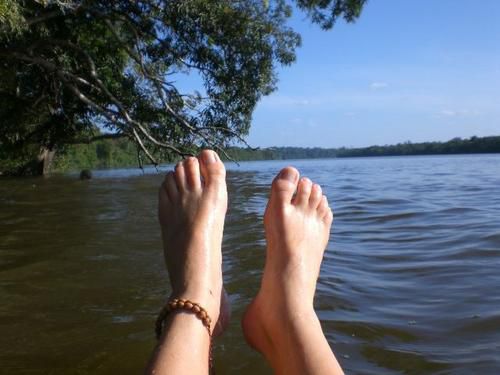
[246,0,500,148]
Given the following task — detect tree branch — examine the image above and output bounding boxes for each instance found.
[26,10,63,26]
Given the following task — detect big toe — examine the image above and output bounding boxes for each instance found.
[270,166,300,205]
[198,150,226,190]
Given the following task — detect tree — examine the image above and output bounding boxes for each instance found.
[0,0,366,175]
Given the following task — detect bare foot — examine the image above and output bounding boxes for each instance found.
[159,150,230,333]
[242,166,333,366]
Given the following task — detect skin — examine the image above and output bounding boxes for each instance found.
[146,150,343,375]
[242,166,344,375]
[146,150,228,374]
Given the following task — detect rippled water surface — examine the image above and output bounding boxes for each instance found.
[1,155,500,374]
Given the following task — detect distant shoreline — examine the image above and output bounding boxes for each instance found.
[4,135,498,176]
[227,135,500,161]
[235,152,500,161]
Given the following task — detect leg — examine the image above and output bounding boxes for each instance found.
[242,167,344,375]
[146,150,229,374]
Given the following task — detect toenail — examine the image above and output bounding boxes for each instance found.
[202,151,216,164]
[279,168,297,182]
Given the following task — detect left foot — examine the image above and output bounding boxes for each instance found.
[158,150,230,333]
[242,167,333,361]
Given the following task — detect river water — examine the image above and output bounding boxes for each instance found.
[1,154,499,374]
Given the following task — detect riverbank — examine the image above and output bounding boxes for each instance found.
[67,135,500,171]
[2,135,499,176]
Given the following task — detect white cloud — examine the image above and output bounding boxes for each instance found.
[258,92,495,116]
[370,82,389,90]
[440,109,456,116]
[260,96,311,108]
[438,109,483,117]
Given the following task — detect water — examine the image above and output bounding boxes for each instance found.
[1,154,499,374]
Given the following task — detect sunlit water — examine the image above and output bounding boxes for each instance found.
[1,155,499,374]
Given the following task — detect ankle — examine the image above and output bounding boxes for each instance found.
[256,292,316,333]
[170,287,221,322]
[253,302,320,366]
[278,304,318,331]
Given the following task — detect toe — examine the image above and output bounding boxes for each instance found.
[198,150,226,189]
[309,183,322,209]
[184,156,201,191]
[271,166,299,205]
[294,177,312,207]
[323,207,334,225]
[174,160,187,191]
[318,195,330,217]
[164,171,179,201]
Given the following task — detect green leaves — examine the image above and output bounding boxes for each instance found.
[296,0,367,29]
[0,0,26,35]
[1,0,365,174]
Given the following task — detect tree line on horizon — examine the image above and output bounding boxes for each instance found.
[2,135,497,174]
[229,136,500,160]
[334,136,500,158]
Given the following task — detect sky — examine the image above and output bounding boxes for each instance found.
[246,0,500,148]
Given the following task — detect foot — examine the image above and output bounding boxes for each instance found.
[159,150,230,334]
[242,166,333,360]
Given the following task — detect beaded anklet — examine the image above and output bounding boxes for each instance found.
[156,298,214,374]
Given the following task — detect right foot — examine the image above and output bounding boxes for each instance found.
[242,166,333,360]
[158,150,230,334]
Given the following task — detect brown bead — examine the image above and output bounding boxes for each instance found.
[158,299,213,346]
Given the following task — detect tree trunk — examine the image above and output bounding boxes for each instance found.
[37,147,56,175]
